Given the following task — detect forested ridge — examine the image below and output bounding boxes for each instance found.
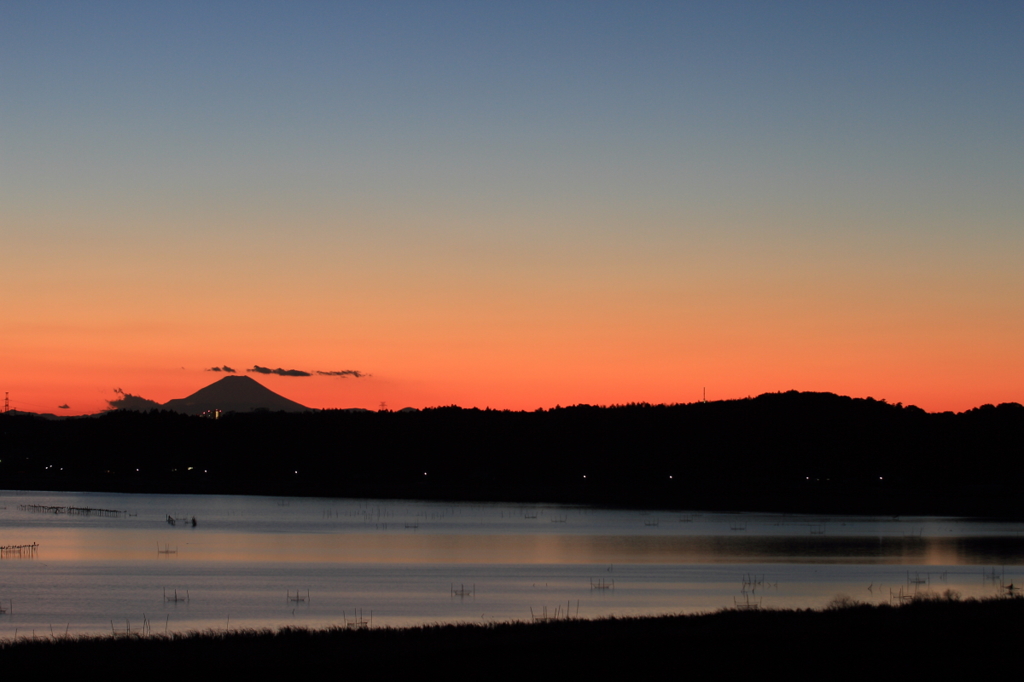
[2,391,1022,516]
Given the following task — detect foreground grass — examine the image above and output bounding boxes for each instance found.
[2,594,1021,676]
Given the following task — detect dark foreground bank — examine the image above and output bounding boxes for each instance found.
[2,594,1021,676]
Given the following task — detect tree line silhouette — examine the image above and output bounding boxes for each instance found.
[2,391,1022,516]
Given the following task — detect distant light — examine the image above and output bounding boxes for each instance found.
[294,470,298,474]
[879,477,883,480]
[423,472,427,476]
[188,467,193,471]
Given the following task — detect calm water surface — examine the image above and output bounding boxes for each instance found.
[1,490,1022,637]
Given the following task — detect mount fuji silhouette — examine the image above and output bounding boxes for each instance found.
[161,375,311,415]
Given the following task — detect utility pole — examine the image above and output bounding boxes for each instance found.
[4,392,8,413]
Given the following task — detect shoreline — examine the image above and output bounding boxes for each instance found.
[2,595,1020,674]
[1,484,1020,523]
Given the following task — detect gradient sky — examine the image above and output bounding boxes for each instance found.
[2,1,1022,415]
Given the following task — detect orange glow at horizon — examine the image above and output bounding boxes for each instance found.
[5,179,1022,417]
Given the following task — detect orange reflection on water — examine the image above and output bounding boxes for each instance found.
[30,529,655,564]
[23,528,1015,566]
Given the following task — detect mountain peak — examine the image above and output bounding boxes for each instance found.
[162,375,311,415]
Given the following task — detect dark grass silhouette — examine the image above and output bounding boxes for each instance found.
[1,594,1020,676]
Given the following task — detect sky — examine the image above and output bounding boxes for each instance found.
[2,1,1022,415]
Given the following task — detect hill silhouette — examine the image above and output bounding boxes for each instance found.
[161,375,311,414]
[3,390,1023,516]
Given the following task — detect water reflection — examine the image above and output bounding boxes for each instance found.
[1,490,1022,636]
[17,524,1024,566]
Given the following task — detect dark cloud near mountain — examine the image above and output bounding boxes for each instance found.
[316,370,367,378]
[248,365,312,377]
[243,365,368,378]
[58,404,69,409]
[207,365,237,373]
[108,388,162,411]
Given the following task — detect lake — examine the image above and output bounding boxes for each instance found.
[1,489,1022,637]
